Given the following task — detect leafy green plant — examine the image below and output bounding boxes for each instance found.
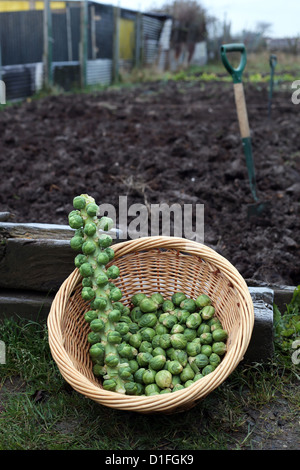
[273,286,300,372]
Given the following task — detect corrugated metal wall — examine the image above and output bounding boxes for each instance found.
[0,3,166,100]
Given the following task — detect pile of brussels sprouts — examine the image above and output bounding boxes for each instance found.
[68,194,228,396]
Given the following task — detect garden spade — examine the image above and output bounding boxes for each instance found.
[220,43,268,217]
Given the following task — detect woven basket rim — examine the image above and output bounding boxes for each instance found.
[47,236,254,413]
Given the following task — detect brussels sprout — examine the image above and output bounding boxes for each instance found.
[150,293,164,308]
[124,382,139,395]
[108,309,121,322]
[82,287,95,301]
[200,332,213,345]
[118,343,137,360]
[183,328,197,342]
[167,360,183,375]
[184,380,194,388]
[107,331,122,344]
[172,384,185,392]
[170,333,187,350]
[201,345,212,357]
[176,309,191,325]
[162,314,177,329]
[103,379,117,391]
[186,313,202,330]
[171,292,186,306]
[212,342,227,356]
[93,364,106,377]
[197,323,210,335]
[82,240,97,255]
[89,343,105,360]
[180,298,196,313]
[130,306,143,322]
[129,332,142,349]
[84,310,98,323]
[145,384,161,396]
[180,364,195,383]
[137,352,153,367]
[160,388,172,394]
[209,352,221,367]
[104,247,115,261]
[162,300,175,313]
[105,352,119,367]
[139,313,157,329]
[140,298,157,313]
[141,327,156,343]
[208,316,222,327]
[84,222,97,237]
[85,202,99,217]
[109,287,122,302]
[93,296,107,310]
[193,353,209,368]
[128,322,139,334]
[90,318,105,332]
[194,373,204,382]
[87,331,102,344]
[131,293,147,306]
[106,265,120,280]
[74,253,88,267]
[155,370,172,389]
[68,212,84,229]
[151,335,161,349]
[98,216,114,231]
[171,374,181,386]
[172,349,188,367]
[70,236,84,251]
[212,328,228,342]
[159,334,172,350]
[149,354,166,371]
[122,306,131,316]
[95,273,109,286]
[152,346,166,357]
[134,367,147,384]
[118,364,133,380]
[115,322,129,336]
[142,368,156,384]
[82,277,93,288]
[155,323,168,335]
[195,294,211,308]
[139,341,153,354]
[201,306,215,321]
[186,341,201,357]
[202,364,215,376]
[98,234,113,249]
[171,324,185,334]
[73,195,86,210]
[97,252,110,266]
[79,262,94,278]
[128,359,139,374]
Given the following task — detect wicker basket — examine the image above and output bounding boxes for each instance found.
[47,236,254,414]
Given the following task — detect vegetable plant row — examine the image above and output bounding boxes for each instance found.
[68,194,228,396]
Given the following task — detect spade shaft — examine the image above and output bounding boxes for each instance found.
[220,43,259,204]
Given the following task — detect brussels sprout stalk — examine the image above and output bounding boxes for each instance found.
[69,194,134,395]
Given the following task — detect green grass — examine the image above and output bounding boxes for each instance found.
[0,288,299,451]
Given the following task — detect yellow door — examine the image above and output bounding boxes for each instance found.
[119,18,135,61]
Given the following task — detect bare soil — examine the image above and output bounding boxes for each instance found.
[0,79,299,286]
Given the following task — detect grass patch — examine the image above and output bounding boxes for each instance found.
[0,289,299,451]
